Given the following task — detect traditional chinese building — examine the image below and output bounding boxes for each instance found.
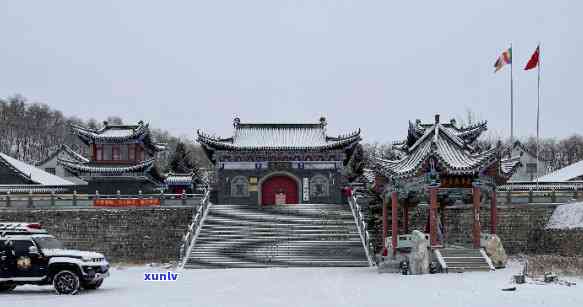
[36,144,89,186]
[164,172,195,194]
[0,152,78,194]
[507,140,553,182]
[55,121,166,194]
[373,115,521,253]
[197,117,362,205]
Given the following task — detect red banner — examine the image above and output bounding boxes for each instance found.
[93,198,160,207]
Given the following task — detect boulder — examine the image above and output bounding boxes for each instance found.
[484,234,508,268]
[407,230,430,274]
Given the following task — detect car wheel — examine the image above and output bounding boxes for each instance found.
[82,279,103,290]
[0,282,16,292]
[53,270,80,295]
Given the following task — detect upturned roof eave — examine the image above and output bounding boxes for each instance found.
[196,129,361,152]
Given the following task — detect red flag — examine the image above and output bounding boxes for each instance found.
[524,46,540,70]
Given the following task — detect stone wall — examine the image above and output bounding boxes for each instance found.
[529,229,583,256]
[0,206,193,263]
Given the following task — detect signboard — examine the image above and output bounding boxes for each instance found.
[248,176,258,192]
[303,178,310,201]
[222,162,256,170]
[304,162,336,169]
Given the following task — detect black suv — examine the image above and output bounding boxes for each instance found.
[0,223,109,295]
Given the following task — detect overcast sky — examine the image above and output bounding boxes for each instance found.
[0,1,581,143]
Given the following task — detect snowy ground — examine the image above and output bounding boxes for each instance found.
[2,263,582,307]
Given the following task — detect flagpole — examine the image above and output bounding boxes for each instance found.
[510,43,514,145]
[536,43,541,186]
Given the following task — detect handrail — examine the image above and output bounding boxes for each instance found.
[178,188,212,269]
[347,193,375,266]
[434,248,447,273]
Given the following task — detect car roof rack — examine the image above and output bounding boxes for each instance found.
[0,223,48,236]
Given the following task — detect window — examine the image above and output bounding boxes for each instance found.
[13,240,34,255]
[112,145,121,161]
[310,175,329,197]
[121,145,129,161]
[33,237,64,250]
[136,146,145,161]
[103,145,112,161]
[95,145,103,161]
[129,144,135,161]
[45,168,56,175]
[230,176,249,197]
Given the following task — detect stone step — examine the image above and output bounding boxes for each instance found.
[198,230,356,235]
[184,202,368,269]
[196,236,360,241]
[198,242,362,247]
[184,262,369,269]
[201,224,357,229]
[447,266,492,272]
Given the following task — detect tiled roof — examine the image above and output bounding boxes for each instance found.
[57,158,155,175]
[0,185,70,193]
[0,152,77,187]
[165,173,193,186]
[353,168,376,184]
[36,144,89,166]
[197,119,361,151]
[61,145,90,163]
[401,118,488,149]
[500,156,522,177]
[537,160,583,182]
[374,115,499,179]
[70,121,166,152]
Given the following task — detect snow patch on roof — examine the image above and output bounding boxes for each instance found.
[0,153,76,186]
[538,160,583,182]
[546,202,583,230]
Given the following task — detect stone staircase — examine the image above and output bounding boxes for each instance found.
[435,247,494,272]
[183,204,369,269]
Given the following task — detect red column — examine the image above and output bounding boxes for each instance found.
[429,187,438,246]
[440,205,446,243]
[382,195,388,256]
[473,185,481,248]
[391,191,398,256]
[490,190,497,235]
[403,205,409,234]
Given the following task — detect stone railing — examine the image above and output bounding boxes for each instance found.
[348,193,375,266]
[0,191,204,209]
[178,188,212,268]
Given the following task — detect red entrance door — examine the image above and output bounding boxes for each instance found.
[261,175,298,205]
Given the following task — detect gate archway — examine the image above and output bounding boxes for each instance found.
[259,173,300,205]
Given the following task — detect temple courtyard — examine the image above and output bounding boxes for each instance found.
[3,262,582,307]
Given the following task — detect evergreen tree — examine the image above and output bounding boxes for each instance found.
[168,141,196,174]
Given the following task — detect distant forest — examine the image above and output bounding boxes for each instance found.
[0,95,210,171]
[1,94,583,173]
